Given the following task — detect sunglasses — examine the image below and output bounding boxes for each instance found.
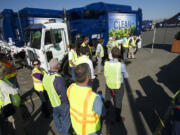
[33,63,40,66]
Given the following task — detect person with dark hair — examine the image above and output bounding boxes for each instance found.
[96,39,104,74]
[81,37,90,48]
[43,58,71,134]
[81,36,92,57]
[104,47,128,122]
[68,43,78,80]
[32,59,50,118]
[67,63,105,135]
[76,47,97,91]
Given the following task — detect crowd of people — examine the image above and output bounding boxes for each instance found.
[1,35,179,135]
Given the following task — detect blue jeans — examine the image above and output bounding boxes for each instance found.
[53,104,71,135]
[71,67,75,81]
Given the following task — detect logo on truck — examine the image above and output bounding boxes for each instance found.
[108,13,136,38]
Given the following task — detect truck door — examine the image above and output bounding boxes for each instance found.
[25,29,46,68]
[43,28,68,66]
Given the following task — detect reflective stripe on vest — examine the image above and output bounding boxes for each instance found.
[123,38,130,48]
[69,50,78,67]
[43,73,61,107]
[4,72,17,79]
[96,44,104,58]
[67,83,100,135]
[104,61,121,89]
[32,68,45,91]
[0,80,11,111]
[76,56,89,66]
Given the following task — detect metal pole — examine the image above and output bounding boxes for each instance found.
[63,8,71,44]
[151,26,156,53]
[17,11,23,41]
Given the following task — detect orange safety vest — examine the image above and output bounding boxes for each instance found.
[67,83,100,135]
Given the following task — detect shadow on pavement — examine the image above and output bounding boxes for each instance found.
[156,55,180,94]
[124,79,147,135]
[105,101,127,135]
[143,44,171,52]
[18,88,55,135]
[138,76,172,133]
[25,112,55,135]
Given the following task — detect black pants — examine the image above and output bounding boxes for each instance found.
[105,84,124,120]
[35,91,50,117]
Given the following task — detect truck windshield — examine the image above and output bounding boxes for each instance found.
[44,29,62,45]
[26,29,42,49]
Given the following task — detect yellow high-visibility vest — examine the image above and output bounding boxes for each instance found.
[81,43,92,54]
[32,68,46,91]
[129,38,136,48]
[112,41,118,48]
[67,83,100,135]
[0,80,11,114]
[123,38,130,48]
[104,61,121,89]
[76,56,89,66]
[43,73,61,107]
[69,49,78,67]
[96,44,104,58]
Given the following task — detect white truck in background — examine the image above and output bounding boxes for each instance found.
[0,8,70,74]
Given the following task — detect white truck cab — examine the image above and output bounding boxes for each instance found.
[24,22,69,72]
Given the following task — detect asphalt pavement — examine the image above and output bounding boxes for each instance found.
[11,27,180,135]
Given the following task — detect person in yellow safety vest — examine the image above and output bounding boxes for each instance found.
[128,36,136,59]
[122,34,130,60]
[68,43,78,80]
[76,47,97,92]
[67,63,105,135]
[104,47,128,122]
[111,36,119,48]
[43,58,71,134]
[81,37,92,57]
[0,66,21,133]
[32,59,50,118]
[0,57,19,88]
[96,39,104,74]
[106,37,113,57]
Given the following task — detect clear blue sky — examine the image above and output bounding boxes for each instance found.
[0,0,180,20]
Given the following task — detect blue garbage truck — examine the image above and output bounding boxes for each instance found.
[0,2,142,67]
[66,2,142,47]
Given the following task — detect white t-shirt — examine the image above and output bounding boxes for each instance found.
[78,55,95,79]
[68,49,75,61]
[96,44,101,53]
